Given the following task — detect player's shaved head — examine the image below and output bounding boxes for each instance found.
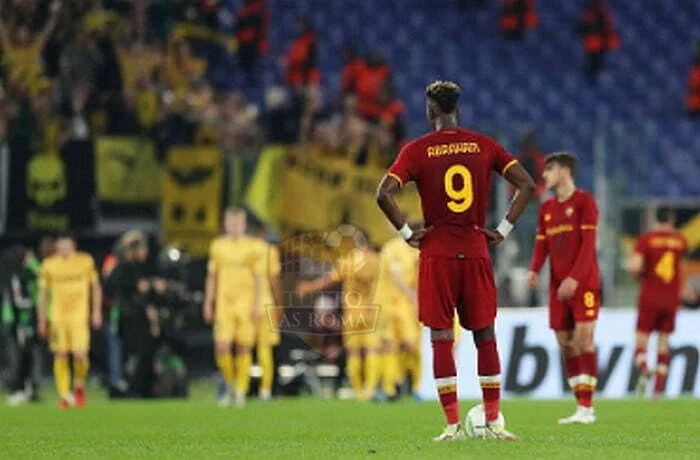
[426,80,461,114]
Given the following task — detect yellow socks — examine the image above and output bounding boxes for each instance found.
[53,355,71,397]
[382,350,399,397]
[363,352,381,398]
[235,352,252,396]
[257,346,274,394]
[216,351,236,389]
[73,357,89,387]
[346,354,363,396]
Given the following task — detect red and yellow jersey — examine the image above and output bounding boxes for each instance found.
[634,230,688,309]
[40,252,97,323]
[375,236,418,313]
[388,127,518,258]
[208,235,264,311]
[330,249,379,307]
[530,189,600,288]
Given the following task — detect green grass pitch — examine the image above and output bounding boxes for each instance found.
[1,388,698,459]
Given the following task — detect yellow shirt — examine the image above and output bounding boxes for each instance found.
[3,41,44,90]
[375,236,419,313]
[40,252,97,323]
[208,235,264,311]
[258,242,281,307]
[331,249,379,307]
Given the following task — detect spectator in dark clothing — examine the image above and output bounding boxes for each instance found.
[105,237,158,398]
[284,17,320,89]
[500,0,538,41]
[686,42,700,117]
[355,50,391,119]
[340,44,364,95]
[519,129,546,198]
[235,0,269,74]
[580,0,620,81]
[264,86,298,144]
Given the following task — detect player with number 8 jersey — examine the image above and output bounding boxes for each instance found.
[377,81,536,441]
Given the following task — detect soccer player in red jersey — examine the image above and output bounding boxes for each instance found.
[626,206,688,398]
[376,81,536,441]
[527,152,601,424]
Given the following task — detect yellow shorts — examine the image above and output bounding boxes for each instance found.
[214,311,255,346]
[50,321,89,354]
[255,306,280,346]
[383,310,420,347]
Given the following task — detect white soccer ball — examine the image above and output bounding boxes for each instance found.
[465,404,505,439]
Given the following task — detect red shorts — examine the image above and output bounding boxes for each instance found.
[636,304,677,333]
[418,255,497,331]
[549,286,600,331]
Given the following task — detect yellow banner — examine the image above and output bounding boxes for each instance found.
[246,149,422,246]
[95,137,161,204]
[162,146,223,257]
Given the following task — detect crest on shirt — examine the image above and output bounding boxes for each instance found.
[544,213,552,222]
[565,207,574,217]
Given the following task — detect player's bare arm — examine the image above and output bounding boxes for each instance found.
[626,250,644,276]
[203,271,216,324]
[91,278,103,329]
[376,175,431,248]
[296,273,340,296]
[37,280,49,338]
[479,162,536,245]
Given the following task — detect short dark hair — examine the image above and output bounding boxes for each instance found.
[656,206,674,223]
[545,151,578,177]
[426,80,461,114]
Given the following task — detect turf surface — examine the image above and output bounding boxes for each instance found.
[1,389,698,459]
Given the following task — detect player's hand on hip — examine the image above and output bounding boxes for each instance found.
[407,226,432,248]
[557,277,579,301]
[478,227,505,246]
[526,271,539,289]
[251,308,262,322]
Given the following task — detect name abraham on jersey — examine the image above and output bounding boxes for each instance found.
[546,224,574,236]
[426,142,481,158]
[648,237,685,249]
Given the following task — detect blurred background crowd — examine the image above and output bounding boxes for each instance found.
[0,0,698,402]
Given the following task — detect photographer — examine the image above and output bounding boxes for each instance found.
[105,236,157,398]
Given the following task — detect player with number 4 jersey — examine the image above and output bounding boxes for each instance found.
[627,207,688,398]
[377,81,535,441]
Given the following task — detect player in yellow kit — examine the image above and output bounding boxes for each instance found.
[204,208,263,407]
[253,236,283,401]
[297,227,381,400]
[375,234,421,399]
[38,234,102,409]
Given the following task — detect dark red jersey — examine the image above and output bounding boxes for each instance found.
[530,189,600,288]
[634,229,688,309]
[387,127,518,258]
